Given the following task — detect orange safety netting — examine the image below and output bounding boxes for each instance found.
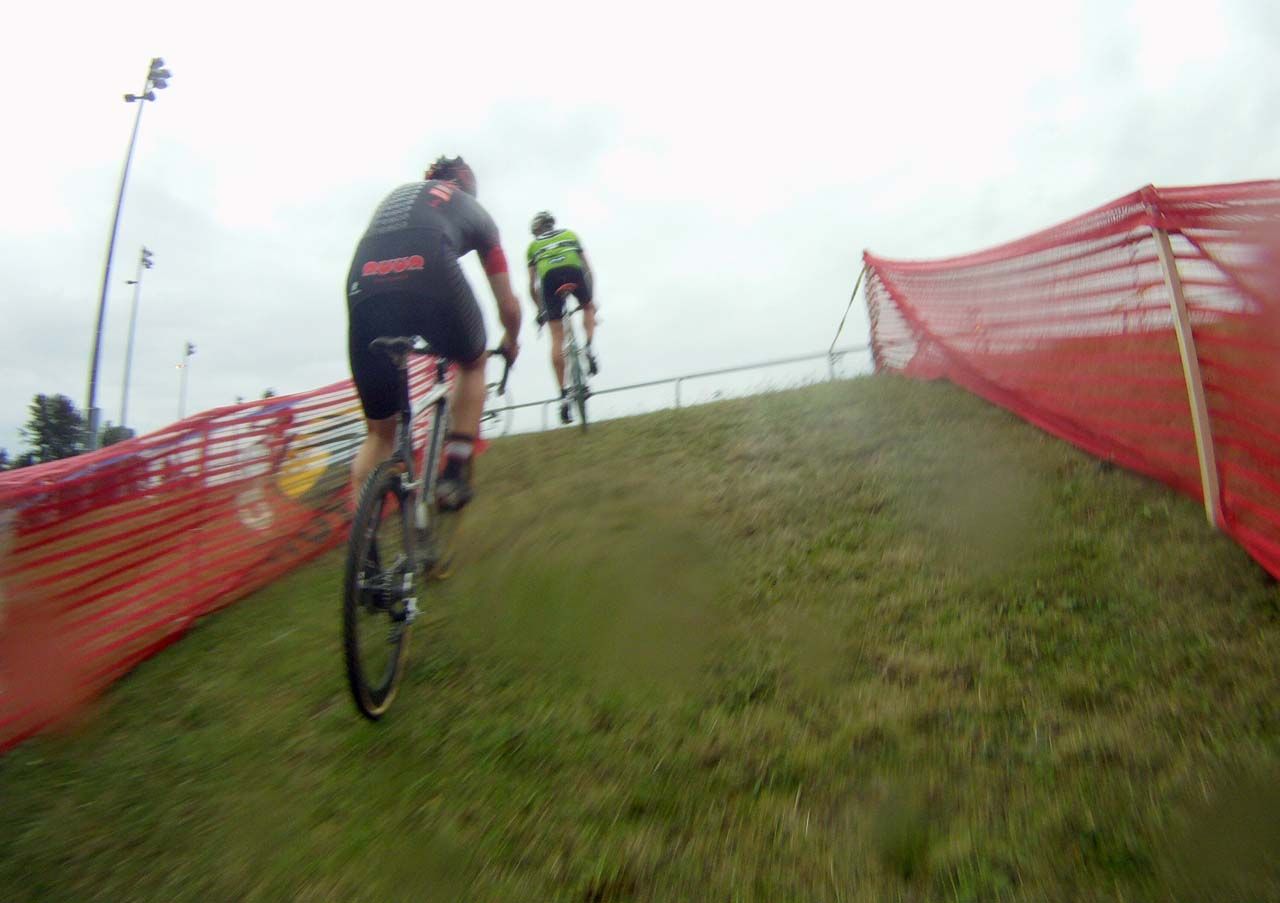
[866,180,1280,580]
[0,359,446,751]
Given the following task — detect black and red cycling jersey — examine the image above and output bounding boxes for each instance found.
[346,180,507,304]
[345,179,509,418]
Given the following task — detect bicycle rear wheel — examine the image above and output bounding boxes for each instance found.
[343,458,415,720]
[570,356,589,433]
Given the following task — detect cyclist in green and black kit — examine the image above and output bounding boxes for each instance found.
[527,211,598,424]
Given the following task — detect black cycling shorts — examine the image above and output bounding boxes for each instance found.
[541,266,593,321]
[347,238,486,420]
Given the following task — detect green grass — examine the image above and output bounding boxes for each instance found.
[2,376,1278,902]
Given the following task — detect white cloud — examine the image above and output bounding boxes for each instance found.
[0,0,1277,453]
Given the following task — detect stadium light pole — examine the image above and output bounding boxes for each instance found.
[85,57,172,450]
[119,246,154,432]
[177,341,196,420]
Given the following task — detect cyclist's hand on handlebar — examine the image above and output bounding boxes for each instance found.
[499,331,520,364]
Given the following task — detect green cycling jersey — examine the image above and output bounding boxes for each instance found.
[526,229,587,280]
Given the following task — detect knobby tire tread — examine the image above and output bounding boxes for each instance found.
[571,354,589,433]
[342,459,412,720]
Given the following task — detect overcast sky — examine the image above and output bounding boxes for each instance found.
[2,0,1277,453]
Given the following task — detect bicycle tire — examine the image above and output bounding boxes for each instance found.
[570,353,589,433]
[479,384,514,440]
[419,403,467,580]
[422,477,465,582]
[343,458,415,720]
[497,387,514,437]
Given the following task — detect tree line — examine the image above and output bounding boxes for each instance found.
[1,390,278,471]
[0,394,109,471]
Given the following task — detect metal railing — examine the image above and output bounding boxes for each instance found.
[493,343,871,433]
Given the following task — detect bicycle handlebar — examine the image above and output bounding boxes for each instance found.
[489,347,513,395]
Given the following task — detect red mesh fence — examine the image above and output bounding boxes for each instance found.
[866,180,1280,579]
[0,358,446,752]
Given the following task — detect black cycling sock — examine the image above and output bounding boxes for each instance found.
[441,456,467,482]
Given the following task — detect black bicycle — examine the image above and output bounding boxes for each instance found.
[342,338,509,720]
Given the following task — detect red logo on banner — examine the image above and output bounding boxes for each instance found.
[361,255,426,277]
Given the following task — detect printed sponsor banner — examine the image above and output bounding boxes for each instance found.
[0,359,444,751]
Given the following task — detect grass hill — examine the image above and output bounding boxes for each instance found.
[2,376,1276,902]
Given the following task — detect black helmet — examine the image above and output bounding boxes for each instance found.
[531,210,555,235]
[425,155,477,197]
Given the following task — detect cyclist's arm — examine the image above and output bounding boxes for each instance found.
[581,249,595,289]
[481,247,522,360]
[462,202,521,357]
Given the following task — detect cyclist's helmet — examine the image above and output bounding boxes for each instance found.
[531,210,555,236]
[425,155,477,197]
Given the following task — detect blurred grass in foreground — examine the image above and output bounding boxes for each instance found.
[1,376,1277,902]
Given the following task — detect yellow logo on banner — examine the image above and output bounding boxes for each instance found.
[277,446,330,499]
[275,404,364,506]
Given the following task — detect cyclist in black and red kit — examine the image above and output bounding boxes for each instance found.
[346,156,521,512]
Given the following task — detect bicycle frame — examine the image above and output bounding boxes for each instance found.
[563,316,582,378]
[393,348,510,528]
[343,338,509,720]
[558,302,588,378]
[555,304,591,431]
[393,355,452,536]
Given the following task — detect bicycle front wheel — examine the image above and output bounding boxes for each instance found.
[343,459,415,720]
[479,383,514,440]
